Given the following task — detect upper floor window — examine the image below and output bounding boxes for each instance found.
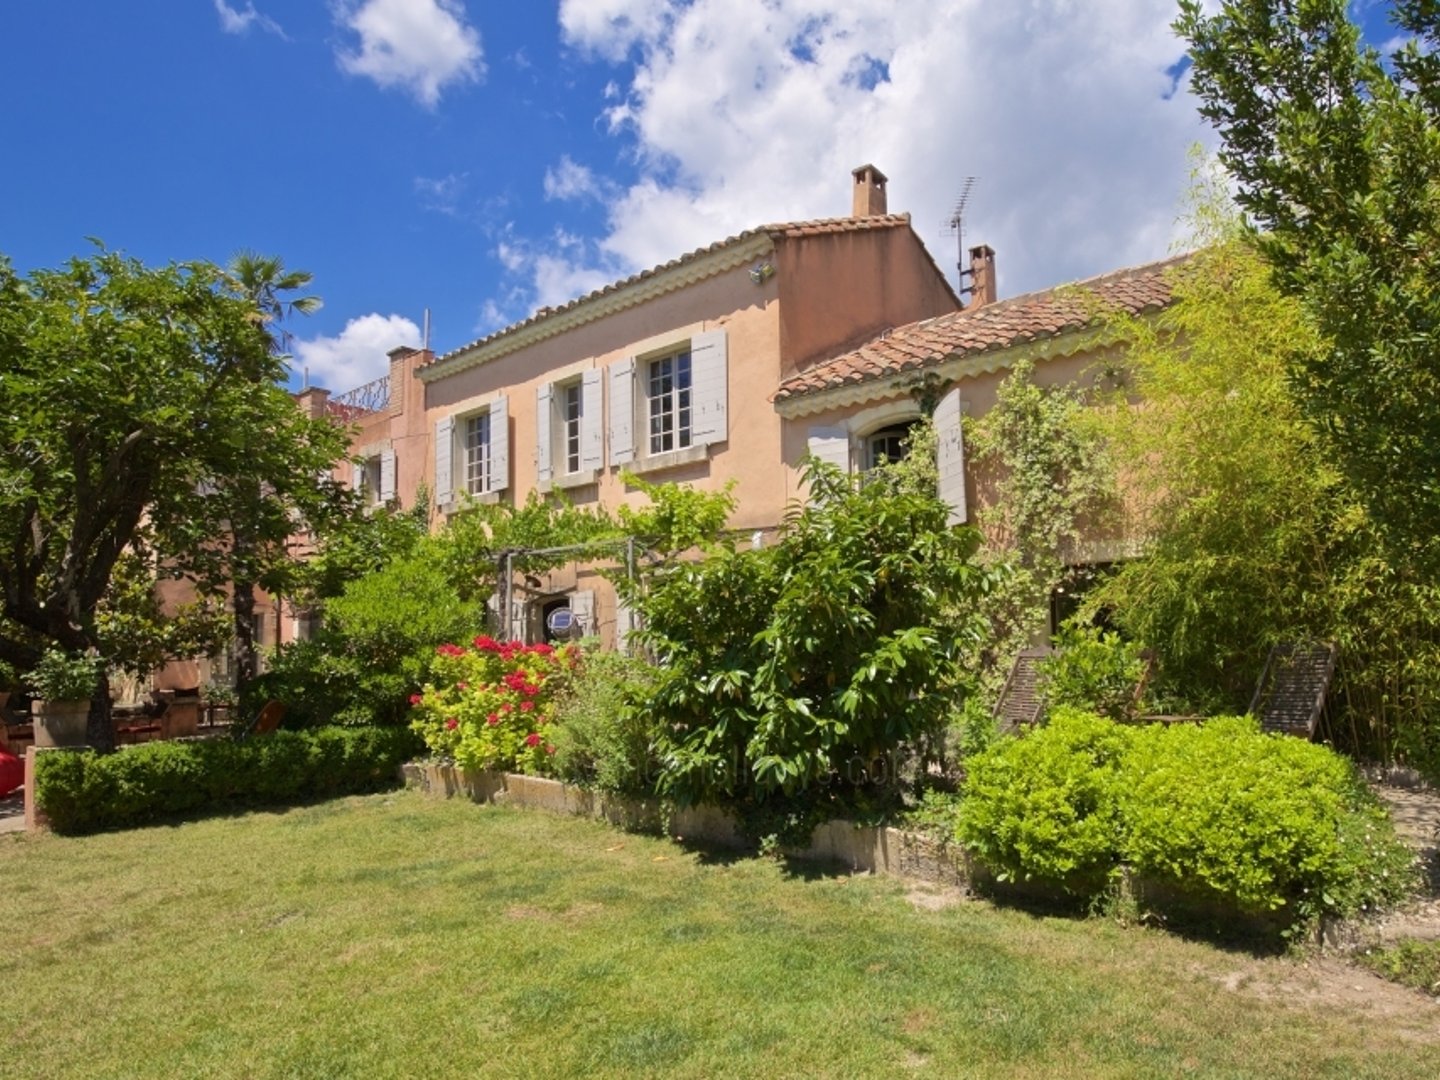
[464,411,492,495]
[562,380,583,475]
[866,422,915,471]
[647,350,692,455]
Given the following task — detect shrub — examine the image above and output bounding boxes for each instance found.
[1118,716,1416,923]
[956,708,1133,895]
[408,637,574,774]
[1038,625,1149,722]
[33,726,420,834]
[546,647,660,796]
[26,649,102,701]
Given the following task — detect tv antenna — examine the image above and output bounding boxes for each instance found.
[941,176,977,296]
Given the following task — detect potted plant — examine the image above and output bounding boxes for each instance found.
[27,649,101,748]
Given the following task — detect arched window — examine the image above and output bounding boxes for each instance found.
[866,420,917,471]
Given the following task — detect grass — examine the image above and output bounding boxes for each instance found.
[1359,939,1440,996]
[2,791,1437,1079]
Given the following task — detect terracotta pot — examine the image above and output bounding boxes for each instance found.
[34,700,90,748]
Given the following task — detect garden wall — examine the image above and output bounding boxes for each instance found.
[400,761,974,888]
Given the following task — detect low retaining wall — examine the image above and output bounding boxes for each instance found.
[400,761,975,888]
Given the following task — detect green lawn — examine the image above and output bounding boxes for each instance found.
[3,792,1435,1079]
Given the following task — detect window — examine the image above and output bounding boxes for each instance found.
[647,350,692,455]
[464,412,491,495]
[562,381,583,475]
[866,422,916,471]
[363,456,383,504]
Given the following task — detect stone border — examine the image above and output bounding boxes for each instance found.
[401,761,976,888]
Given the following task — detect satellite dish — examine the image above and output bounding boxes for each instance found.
[546,607,574,635]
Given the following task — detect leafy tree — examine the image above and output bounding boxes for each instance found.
[634,424,998,823]
[1177,0,1440,566]
[0,248,350,749]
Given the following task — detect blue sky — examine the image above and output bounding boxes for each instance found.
[0,1,1404,393]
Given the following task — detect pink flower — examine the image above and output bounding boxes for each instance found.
[408,693,424,706]
[524,733,542,748]
[545,744,557,755]
[445,718,458,731]
[486,712,500,726]
[522,683,539,697]
[500,703,512,713]
[456,681,469,691]
[520,700,535,713]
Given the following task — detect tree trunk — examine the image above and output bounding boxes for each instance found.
[233,576,258,693]
[87,667,115,753]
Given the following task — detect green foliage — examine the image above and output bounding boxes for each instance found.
[966,356,1114,701]
[297,498,430,604]
[94,552,231,678]
[409,636,573,774]
[250,545,480,727]
[947,695,1000,766]
[956,708,1134,894]
[26,649,103,702]
[616,473,737,560]
[1358,939,1440,996]
[1178,0,1440,567]
[547,646,660,796]
[32,725,419,834]
[635,432,996,812]
[1118,716,1416,922]
[0,245,351,747]
[1038,625,1148,723]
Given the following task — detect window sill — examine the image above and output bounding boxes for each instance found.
[540,469,601,494]
[441,490,503,514]
[624,444,711,476]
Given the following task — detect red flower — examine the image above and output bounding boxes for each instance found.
[408,693,424,706]
[486,713,500,726]
[445,718,459,731]
[456,681,469,691]
[530,643,555,656]
[436,643,465,658]
[520,700,535,713]
[524,733,542,747]
[500,703,512,713]
[473,635,500,652]
[545,744,557,755]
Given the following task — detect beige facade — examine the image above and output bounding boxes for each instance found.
[307,168,1180,650]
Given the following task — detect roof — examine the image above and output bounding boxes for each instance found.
[774,253,1189,403]
[424,215,921,375]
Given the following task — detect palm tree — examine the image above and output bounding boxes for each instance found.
[221,254,323,692]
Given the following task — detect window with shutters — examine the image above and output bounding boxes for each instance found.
[362,456,383,505]
[464,411,492,495]
[865,421,916,472]
[561,379,583,474]
[646,349,692,455]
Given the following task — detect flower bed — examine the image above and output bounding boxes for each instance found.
[408,636,575,775]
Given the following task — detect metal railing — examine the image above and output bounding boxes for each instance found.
[328,374,390,418]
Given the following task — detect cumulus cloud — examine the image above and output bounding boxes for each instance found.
[334,0,483,108]
[214,0,285,38]
[543,156,606,202]
[293,313,422,390]
[505,0,1212,314]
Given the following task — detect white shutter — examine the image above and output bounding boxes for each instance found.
[510,598,526,644]
[536,383,553,484]
[379,449,396,503]
[689,328,728,446]
[581,368,604,471]
[351,460,364,493]
[434,415,455,508]
[570,590,596,638]
[806,426,850,473]
[609,358,635,466]
[614,592,635,652]
[935,387,967,525]
[490,395,509,493]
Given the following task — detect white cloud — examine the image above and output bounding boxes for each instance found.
[334,0,483,108]
[214,0,285,38]
[293,313,422,390]
[414,172,468,216]
[504,0,1213,315]
[543,156,605,202]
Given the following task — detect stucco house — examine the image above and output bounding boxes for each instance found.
[299,165,1181,649]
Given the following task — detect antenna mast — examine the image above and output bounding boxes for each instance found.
[941,176,977,297]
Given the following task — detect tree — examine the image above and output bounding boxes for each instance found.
[211,253,328,691]
[1177,0,1440,567]
[0,248,350,749]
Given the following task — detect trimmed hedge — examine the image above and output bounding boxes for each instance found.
[954,711,1417,930]
[34,726,421,834]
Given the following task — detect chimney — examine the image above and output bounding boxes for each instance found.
[294,386,331,419]
[851,163,888,217]
[965,244,996,308]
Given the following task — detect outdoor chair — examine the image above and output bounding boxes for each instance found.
[1248,641,1338,739]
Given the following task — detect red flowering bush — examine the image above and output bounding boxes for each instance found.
[409,636,574,774]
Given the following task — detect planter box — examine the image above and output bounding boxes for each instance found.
[33,700,89,748]
[160,698,200,740]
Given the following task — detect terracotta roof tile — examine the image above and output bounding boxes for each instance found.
[429,215,916,368]
[775,253,1189,401]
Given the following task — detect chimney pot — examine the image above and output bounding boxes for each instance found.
[851,163,889,217]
